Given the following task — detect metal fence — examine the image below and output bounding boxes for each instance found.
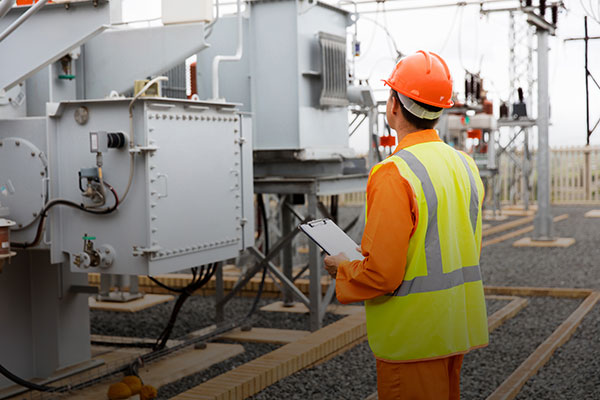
[496,145,600,205]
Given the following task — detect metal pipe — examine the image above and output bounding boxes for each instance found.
[211,0,242,101]
[0,0,15,20]
[0,0,49,43]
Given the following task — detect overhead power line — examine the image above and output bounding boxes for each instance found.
[349,0,519,14]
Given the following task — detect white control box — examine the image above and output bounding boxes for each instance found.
[162,0,213,25]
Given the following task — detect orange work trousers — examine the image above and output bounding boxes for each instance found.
[376,354,464,400]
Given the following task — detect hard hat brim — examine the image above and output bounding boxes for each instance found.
[382,79,454,109]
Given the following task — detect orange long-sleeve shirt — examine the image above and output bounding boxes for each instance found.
[335,130,444,304]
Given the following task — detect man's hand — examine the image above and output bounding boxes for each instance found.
[323,253,349,279]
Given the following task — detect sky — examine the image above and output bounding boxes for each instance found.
[344,0,600,151]
[120,0,600,151]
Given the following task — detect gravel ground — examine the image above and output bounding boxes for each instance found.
[157,340,280,400]
[461,297,581,399]
[247,297,523,400]
[91,296,343,339]
[516,303,600,400]
[480,205,600,289]
[486,298,509,316]
[89,205,600,399]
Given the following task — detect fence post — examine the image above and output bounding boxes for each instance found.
[585,147,591,202]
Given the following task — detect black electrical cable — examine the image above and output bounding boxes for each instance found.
[246,194,269,319]
[11,181,119,249]
[152,264,218,351]
[0,363,69,394]
[147,266,199,294]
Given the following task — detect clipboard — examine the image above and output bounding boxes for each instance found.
[299,218,364,261]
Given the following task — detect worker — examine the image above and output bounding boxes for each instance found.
[324,51,488,400]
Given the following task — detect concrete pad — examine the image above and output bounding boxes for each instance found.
[584,209,600,218]
[89,293,174,312]
[260,301,309,313]
[483,214,509,221]
[501,209,536,216]
[503,204,538,211]
[220,327,310,344]
[260,301,363,315]
[513,237,576,248]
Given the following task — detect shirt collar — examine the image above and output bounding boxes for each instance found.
[390,129,442,155]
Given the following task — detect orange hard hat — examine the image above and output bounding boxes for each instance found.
[383,50,454,109]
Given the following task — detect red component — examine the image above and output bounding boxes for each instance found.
[379,136,397,148]
[188,62,197,99]
[483,100,493,115]
[467,129,482,140]
[16,0,52,5]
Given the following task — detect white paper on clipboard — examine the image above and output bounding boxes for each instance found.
[299,218,364,261]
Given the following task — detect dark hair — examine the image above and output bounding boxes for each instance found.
[393,90,442,130]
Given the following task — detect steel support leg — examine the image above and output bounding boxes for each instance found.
[523,128,531,210]
[534,29,554,239]
[215,263,224,325]
[281,195,294,306]
[307,193,322,331]
[129,275,139,296]
[99,273,111,298]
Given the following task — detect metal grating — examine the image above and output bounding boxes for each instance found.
[318,32,348,107]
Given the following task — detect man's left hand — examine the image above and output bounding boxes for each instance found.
[323,253,349,279]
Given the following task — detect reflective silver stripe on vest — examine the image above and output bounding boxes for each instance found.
[393,265,482,296]
[394,150,443,276]
[455,151,480,234]
[390,148,482,297]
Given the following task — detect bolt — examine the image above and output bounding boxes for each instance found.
[15,141,20,146]
[31,152,35,157]
[40,171,44,176]
[18,224,22,228]
[32,212,37,217]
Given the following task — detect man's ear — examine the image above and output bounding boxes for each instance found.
[391,94,400,115]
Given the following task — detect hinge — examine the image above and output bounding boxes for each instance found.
[129,145,159,154]
[132,245,161,256]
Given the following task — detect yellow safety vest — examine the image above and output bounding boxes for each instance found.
[365,140,488,362]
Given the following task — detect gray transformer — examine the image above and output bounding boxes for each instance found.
[196,0,354,165]
[4,98,254,276]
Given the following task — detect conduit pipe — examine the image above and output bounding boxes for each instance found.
[0,0,15,20]
[0,0,49,43]
[211,0,242,101]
